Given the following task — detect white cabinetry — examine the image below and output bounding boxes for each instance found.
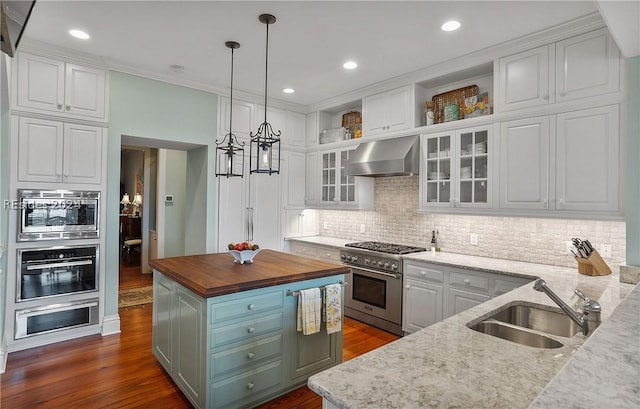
[402,259,532,333]
[420,125,493,209]
[288,241,341,263]
[256,106,307,148]
[305,152,319,206]
[216,159,282,252]
[318,148,373,209]
[284,210,318,238]
[499,116,550,210]
[498,105,619,214]
[306,112,318,147]
[403,262,444,334]
[498,28,619,112]
[14,52,107,120]
[362,85,413,136]
[283,151,306,207]
[17,116,104,184]
[218,97,255,140]
[555,105,619,213]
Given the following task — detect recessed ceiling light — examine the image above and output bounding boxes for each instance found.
[282,88,295,94]
[343,61,358,70]
[69,29,90,40]
[441,21,461,32]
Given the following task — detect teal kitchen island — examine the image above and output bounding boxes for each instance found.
[149,249,348,409]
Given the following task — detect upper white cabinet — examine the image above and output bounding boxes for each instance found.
[317,147,373,209]
[555,105,619,213]
[421,125,493,210]
[362,85,413,136]
[305,152,319,206]
[555,29,620,103]
[499,116,550,210]
[283,150,306,207]
[288,111,307,148]
[255,106,307,148]
[218,97,255,140]
[498,45,551,111]
[14,52,107,121]
[498,28,620,112]
[17,116,105,184]
[498,105,619,215]
[306,112,319,147]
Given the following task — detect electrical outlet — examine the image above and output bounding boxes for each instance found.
[565,241,574,254]
[323,221,328,230]
[601,244,612,259]
[360,224,366,234]
[470,233,479,246]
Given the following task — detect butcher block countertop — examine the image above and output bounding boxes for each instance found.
[149,249,349,298]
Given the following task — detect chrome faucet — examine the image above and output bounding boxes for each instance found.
[533,279,602,336]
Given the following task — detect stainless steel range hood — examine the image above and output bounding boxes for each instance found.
[344,135,420,177]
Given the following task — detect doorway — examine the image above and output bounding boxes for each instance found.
[117,135,209,308]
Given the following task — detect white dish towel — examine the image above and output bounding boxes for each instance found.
[296,287,321,335]
[324,283,342,335]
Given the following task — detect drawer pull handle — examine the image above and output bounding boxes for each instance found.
[420,271,426,276]
[247,382,254,390]
[405,285,410,289]
[464,279,471,285]
[66,105,71,111]
[248,304,256,310]
[57,103,62,110]
[247,352,255,359]
[248,327,255,333]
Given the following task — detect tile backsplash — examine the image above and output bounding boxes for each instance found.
[319,176,626,271]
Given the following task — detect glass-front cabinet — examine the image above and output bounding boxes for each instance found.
[320,148,357,204]
[421,125,492,209]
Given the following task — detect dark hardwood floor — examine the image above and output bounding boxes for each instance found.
[119,259,152,290]
[1,266,399,408]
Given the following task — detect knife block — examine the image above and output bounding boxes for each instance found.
[575,250,612,276]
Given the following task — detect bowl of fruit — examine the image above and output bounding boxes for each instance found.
[228,242,261,264]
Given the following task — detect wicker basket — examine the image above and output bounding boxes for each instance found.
[341,111,361,134]
[432,85,478,124]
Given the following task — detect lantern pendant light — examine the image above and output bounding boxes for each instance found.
[250,13,281,175]
[215,41,245,178]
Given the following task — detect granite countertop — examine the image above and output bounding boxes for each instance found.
[287,236,353,248]
[298,237,637,409]
[149,249,348,298]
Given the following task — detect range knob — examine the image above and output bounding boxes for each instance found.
[391,264,398,271]
[377,261,384,267]
[364,258,371,265]
[346,255,352,262]
[384,262,391,269]
[340,254,346,260]
[352,256,358,262]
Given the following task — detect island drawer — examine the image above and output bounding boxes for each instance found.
[404,262,445,283]
[211,291,283,324]
[211,313,283,349]
[449,269,490,293]
[211,333,283,379]
[211,360,283,408]
[316,247,341,263]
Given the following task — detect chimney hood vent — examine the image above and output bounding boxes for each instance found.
[344,135,420,177]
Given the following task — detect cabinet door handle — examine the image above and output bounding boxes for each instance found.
[247,352,255,359]
[248,303,256,310]
[464,279,471,285]
[66,105,71,111]
[405,285,410,289]
[247,382,255,390]
[247,327,255,333]
[420,271,426,276]
[57,104,63,110]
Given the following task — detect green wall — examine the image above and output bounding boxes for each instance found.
[107,71,218,318]
[162,149,187,257]
[627,56,640,266]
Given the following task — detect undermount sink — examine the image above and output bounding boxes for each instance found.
[469,321,564,349]
[489,304,582,338]
[468,302,581,349]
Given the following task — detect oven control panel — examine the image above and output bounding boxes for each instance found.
[340,250,401,273]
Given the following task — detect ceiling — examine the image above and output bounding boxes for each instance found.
[22,1,604,108]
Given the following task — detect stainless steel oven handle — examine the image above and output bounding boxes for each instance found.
[349,266,400,279]
[26,259,93,271]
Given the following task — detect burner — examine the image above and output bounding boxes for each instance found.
[345,241,426,255]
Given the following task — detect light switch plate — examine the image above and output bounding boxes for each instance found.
[470,233,479,246]
[360,224,366,234]
[601,244,612,259]
[323,221,328,230]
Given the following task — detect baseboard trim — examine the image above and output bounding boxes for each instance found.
[0,336,7,374]
[102,314,121,335]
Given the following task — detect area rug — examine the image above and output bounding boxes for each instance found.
[118,286,153,309]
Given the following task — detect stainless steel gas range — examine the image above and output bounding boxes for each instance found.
[341,241,426,336]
